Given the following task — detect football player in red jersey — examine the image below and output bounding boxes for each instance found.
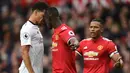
[76,18,123,73]
[45,7,79,73]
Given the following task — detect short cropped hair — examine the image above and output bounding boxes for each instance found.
[46,7,59,17]
[32,2,49,12]
[92,18,104,25]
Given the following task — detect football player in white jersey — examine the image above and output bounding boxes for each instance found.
[19,2,49,73]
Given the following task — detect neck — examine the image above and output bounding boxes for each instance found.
[54,19,62,28]
[29,14,37,25]
[92,35,101,40]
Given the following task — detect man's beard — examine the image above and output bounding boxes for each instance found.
[46,23,52,29]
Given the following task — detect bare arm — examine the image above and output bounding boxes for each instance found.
[111,53,123,68]
[21,45,34,73]
[67,37,79,51]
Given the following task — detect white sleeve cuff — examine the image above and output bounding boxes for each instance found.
[109,51,119,58]
[75,51,82,56]
[67,37,75,44]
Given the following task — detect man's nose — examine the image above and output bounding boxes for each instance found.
[91,27,95,31]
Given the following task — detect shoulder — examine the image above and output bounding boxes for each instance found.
[82,38,92,41]
[102,37,114,44]
[64,24,72,29]
[20,21,36,33]
[102,37,115,46]
[61,25,68,30]
[60,24,71,31]
[80,38,92,44]
[102,37,112,42]
[20,21,38,38]
[59,24,74,34]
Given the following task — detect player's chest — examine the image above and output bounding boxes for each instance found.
[32,30,43,42]
[52,34,59,41]
[82,42,108,57]
[51,34,59,49]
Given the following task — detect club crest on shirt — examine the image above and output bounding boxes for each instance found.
[23,32,30,40]
[97,45,103,50]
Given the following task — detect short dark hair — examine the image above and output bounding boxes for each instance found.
[92,18,104,25]
[32,2,49,12]
[46,7,59,17]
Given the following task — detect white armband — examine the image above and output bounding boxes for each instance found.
[75,51,82,56]
[109,51,119,58]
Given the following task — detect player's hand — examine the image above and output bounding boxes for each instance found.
[68,37,79,51]
[70,45,79,51]
[114,59,123,68]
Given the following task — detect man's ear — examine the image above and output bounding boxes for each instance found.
[101,28,104,33]
[100,24,104,33]
[33,10,38,15]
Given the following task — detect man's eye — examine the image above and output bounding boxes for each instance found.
[95,27,99,28]
[90,26,93,28]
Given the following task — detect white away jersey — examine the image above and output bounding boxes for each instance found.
[19,21,44,73]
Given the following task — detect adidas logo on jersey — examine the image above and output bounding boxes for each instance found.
[61,26,67,30]
[83,46,88,49]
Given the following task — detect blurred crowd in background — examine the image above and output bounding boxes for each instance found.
[0,0,130,73]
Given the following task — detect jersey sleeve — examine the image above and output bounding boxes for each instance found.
[60,29,76,44]
[76,41,83,56]
[20,29,32,46]
[107,41,119,58]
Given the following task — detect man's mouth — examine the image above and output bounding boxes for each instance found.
[90,32,96,36]
[91,32,95,34]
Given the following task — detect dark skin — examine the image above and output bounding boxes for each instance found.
[89,21,123,68]
[45,7,79,50]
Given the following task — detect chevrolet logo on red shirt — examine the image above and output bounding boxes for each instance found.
[84,51,98,57]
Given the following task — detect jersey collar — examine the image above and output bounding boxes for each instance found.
[28,20,38,25]
[92,36,103,43]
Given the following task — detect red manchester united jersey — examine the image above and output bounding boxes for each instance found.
[52,24,76,73]
[77,36,118,73]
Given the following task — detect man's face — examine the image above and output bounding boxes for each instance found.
[36,11,45,25]
[89,21,102,39]
[44,10,53,29]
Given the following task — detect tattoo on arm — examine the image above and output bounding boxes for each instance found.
[67,37,79,51]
